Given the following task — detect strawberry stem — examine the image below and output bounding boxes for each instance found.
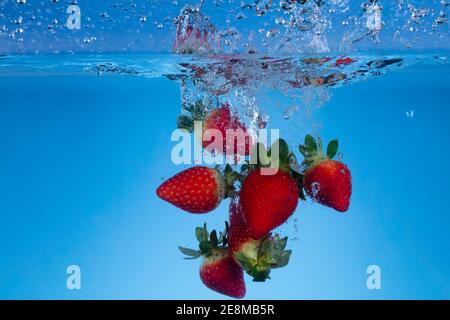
[299,134,340,169]
[180,223,229,259]
[235,234,292,282]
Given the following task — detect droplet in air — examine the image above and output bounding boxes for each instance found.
[406,110,415,118]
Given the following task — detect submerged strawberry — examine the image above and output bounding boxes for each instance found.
[156,166,226,214]
[228,200,291,282]
[180,224,246,299]
[204,105,252,155]
[177,102,252,156]
[199,249,245,299]
[240,168,299,239]
[300,135,352,212]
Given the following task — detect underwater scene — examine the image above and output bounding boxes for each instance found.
[0,0,450,299]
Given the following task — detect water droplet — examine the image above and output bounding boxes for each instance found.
[14,16,23,25]
[406,110,415,118]
[266,28,279,38]
[310,182,321,197]
[275,17,285,25]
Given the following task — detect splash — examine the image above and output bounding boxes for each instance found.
[168,0,449,141]
[170,53,410,138]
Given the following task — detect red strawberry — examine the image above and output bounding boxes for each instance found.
[300,135,352,212]
[199,249,246,299]
[240,168,299,239]
[180,224,246,299]
[228,199,257,255]
[177,102,252,156]
[228,199,292,281]
[203,105,252,156]
[156,166,226,214]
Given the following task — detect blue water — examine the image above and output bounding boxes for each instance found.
[0,53,449,299]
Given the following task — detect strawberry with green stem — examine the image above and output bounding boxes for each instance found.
[179,224,246,299]
[228,199,292,282]
[300,135,352,212]
[239,139,301,239]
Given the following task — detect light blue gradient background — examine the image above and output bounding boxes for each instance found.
[0,61,449,299]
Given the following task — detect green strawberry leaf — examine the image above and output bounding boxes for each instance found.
[273,235,288,251]
[252,269,271,282]
[298,186,306,200]
[270,139,292,172]
[234,252,256,272]
[222,221,229,246]
[199,241,214,256]
[176,115,194,132]
[299,144,308,157]
[178,246,201,259]
[290,170,306,200]
[251,142,270,167]
[272,139,289,159]
[259,236,272,255]
[326,139,339,159]
[210,230,218,247]
[195,225,208,243]
[304,135,317,153]
[273,250,291,268]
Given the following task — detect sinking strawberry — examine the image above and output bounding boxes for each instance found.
[156,166,226,214]
[177,102,252,156]
[300,135,352,212]
[228,199,291,282]
[240,168,299,239]
[179,224,246,299]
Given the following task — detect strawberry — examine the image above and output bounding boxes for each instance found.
[177,102,252,156]
[300,135,352,212]
[333,57,355,67]
[228,199,291,282]
[240,168,299,239]
[199,249,245,299]
[180,224,246,299]
[156,166,226,214]
[228,200,254,255]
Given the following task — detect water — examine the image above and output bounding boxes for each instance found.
[1,0,450,300]
[1,52,449,299]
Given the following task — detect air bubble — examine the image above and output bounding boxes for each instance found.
[266,28,279,38]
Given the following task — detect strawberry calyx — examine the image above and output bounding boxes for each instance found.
[299,135,339,170]
[177,100,209,132]
[234,234,292,282]
[179,222,229,259]
[242,138,292,174]
[222,164,245,198]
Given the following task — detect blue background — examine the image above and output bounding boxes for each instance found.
[0,61,449,299]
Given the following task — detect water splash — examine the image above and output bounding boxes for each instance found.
[0,0,448,54]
